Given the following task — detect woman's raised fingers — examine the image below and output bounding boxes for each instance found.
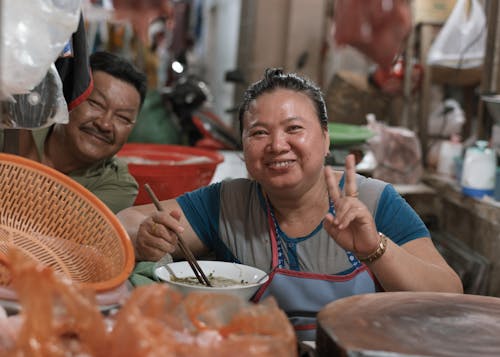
[325,165,341,202]
[343,154,358,198]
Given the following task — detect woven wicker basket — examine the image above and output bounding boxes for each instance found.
[0,153,135,292]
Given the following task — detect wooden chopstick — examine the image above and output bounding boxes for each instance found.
[144,184,212,287]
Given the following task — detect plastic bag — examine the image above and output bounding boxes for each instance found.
[427,0,486,69]
[3,249,297,357]
[0,64,69,129]
[367,115,423,184]
[1,0,82,100]
[427,99,466,137]
[333,0,412,69]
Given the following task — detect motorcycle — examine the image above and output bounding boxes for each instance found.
[160,73,241,150]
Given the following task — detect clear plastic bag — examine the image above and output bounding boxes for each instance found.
[0,64,69,129]
[427,0,486,69]
[1,0,82,100]
[367,115,423,184]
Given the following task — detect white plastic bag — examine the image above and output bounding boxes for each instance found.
[1,0,82,100]
[427,0,486,69]
[1,64,69,129]
[428,99,466,137]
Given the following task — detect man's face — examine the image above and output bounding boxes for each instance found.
[63,71,141,164]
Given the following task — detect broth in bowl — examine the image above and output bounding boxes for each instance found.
[154,261,269,300]
[171,275,249,287]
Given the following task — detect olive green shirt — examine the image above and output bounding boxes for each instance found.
[0,127,138,213]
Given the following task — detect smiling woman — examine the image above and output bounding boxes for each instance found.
[117,67,462,342]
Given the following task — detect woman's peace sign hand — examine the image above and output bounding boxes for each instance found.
[323,154,380,257]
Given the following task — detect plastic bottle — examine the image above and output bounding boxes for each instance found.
[437,135,463,177]
[461,140,497,198]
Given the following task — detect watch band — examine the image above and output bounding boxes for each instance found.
[357,232,388,264]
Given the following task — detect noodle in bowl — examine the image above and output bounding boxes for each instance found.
[154,261,269,300]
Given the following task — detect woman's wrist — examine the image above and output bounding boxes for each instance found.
[357,232,389,263]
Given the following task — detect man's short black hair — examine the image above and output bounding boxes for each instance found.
[89,51,148,107]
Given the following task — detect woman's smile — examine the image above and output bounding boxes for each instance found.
[267,160,296,169]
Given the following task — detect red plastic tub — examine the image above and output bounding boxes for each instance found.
[117,143,224,205]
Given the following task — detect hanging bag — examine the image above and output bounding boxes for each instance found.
[427,0,486,69]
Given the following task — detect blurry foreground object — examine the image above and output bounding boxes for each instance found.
[0,249,297,357]
[317,292,500,357]
[0,153,135,293]
[0,65,69,129]
[0,0,81,100]
[333,0,412,69]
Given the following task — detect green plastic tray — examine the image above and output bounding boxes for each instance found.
[328,123,374,147]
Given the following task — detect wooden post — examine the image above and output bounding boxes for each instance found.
[478,0,500,139]
[417,23,436,166]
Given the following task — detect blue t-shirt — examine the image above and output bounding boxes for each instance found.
[177,176,429,274]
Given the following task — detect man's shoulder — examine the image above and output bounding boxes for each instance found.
[71,156,136,186]
[106,156,130,172]
[100,156,137,185]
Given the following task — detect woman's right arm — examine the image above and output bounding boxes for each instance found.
[117,199,209,262]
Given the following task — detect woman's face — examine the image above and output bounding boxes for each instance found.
[242,89,330,193]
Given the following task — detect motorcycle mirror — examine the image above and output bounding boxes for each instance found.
[225,69,246,84]
[296,51,309,70]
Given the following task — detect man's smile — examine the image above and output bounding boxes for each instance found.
[80,127,113,144]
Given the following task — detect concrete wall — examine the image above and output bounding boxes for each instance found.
[237,0,328,84]
[198,0,242,126]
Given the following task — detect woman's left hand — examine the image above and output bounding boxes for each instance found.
[323,154,380,257]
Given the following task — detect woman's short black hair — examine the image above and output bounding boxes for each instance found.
[237,68,328,135]
[90,51,148,107]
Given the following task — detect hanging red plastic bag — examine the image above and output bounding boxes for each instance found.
[333,0,412,69]
[427,0,486,69]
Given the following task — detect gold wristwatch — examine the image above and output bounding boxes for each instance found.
[357,232,388,263]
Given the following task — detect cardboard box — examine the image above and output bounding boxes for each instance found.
[414,0,457,24]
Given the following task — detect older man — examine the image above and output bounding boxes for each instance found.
[0,51,148,213]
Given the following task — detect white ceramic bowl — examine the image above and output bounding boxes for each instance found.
[154,261,269,300]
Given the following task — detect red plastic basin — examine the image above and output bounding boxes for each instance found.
[117,143,224,205]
